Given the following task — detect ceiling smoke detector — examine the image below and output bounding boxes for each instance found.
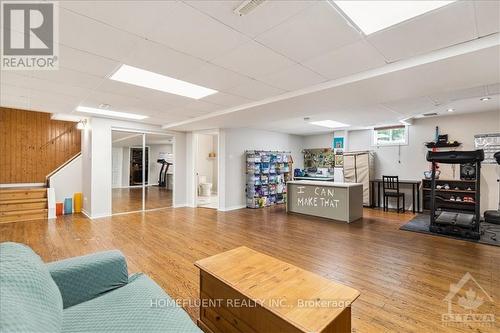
[234,0,266,16]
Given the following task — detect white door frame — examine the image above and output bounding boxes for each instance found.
[191,130,220,210]
[111,128,175,214]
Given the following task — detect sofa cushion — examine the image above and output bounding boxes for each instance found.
[0,242,63,333]
[62,273,201,333]
[47,250,129,308]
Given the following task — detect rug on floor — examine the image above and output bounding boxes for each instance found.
[400,214,500,247]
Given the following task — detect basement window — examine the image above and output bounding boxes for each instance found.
[373,125,408,146]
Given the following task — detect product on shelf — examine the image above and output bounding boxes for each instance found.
[245,150,293,208]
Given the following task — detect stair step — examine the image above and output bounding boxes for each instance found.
[0,209,47,223]
[0,200,48,212]
[0,208,48,216]
[0,198,47,204]
[0,188,47,200]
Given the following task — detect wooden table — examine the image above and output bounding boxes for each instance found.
[370,179,421,213]
[195,246,360,333]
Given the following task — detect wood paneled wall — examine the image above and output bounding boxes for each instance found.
[0,107,81,184]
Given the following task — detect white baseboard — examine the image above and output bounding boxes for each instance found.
[81,209,110,219]
[218,205,246,212]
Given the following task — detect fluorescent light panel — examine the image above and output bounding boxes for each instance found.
[310,120,349,129]
[76,106,148,120]
[110,64,218,99]
[333,1,456,35]
[51,113,86,122]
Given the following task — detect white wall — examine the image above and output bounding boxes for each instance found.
[221,128,304,210]
[346,110,499,212]
[81,117,186,218]
[81,126,92,215]
[49,155,82,204]
[302,130,347,150]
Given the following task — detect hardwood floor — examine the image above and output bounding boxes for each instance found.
[112,186,172,213]
[0,207,498,332]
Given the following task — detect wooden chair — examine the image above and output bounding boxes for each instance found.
[382,176,405,213]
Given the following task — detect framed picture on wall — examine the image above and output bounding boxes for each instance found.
[333,137,344,149]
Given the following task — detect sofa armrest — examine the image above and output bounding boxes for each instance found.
[46,250,129,308]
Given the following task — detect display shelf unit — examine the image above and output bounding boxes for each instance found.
[422,179,477,211]
[246,150,293,208]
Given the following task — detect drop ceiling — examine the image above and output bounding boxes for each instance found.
[0,0,499,135]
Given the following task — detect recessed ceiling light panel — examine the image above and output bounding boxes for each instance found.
[333,1,456,35]
[110,64,218,99]
[480,97,491,101]
[76,106,148,120]
[447,108,455,112]
[310,120,349,129]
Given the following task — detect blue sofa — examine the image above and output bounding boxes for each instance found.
[0,242,202,333]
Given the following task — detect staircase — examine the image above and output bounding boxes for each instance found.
[0,188,48,223]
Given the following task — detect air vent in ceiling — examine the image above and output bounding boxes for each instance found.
[422,112,438,117]
[234,0,266,16]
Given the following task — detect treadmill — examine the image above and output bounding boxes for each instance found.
[426,150,484,240]
[157,159,173,188]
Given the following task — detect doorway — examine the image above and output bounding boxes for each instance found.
[111,130,174,214]
[194,133,219,209]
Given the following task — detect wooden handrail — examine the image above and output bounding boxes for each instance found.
[46,152,82,187]
[39,123,78,150]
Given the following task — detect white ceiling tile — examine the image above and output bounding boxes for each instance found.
[163,107,209,118]
[303,40,387,80]
[0,72,32,87]
[11,77,91,99]
[59,8,143,62]
[211,40,295,80]
[367,1,477,62]
[31,68,104,90]
[226,80,286,100]
[255,1,361,62]
[81,90,143,109]
[59,45,120,78]
[1,71,93,100]
[1,95,31,110]
[61,1,174,38]
[96,80,193,108]
[0,85,32,109]
[261,64,326,91]
[487,83,500,95]
[183,63,255,91]
[186,0,314,37]
[183,100,222,113]
[202,92,253,107]
[29,89,82,108]
[428,86,489,105]
[474,1,500,37]
[382,97,435,116]
[122,40,207,80]
[146,2,250,61]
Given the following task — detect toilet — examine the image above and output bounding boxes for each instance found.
[198,175,212,197]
